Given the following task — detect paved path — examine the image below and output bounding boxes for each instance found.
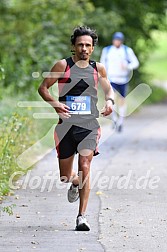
[0,103,167,252]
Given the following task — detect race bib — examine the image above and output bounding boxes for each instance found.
[66,96,91,114]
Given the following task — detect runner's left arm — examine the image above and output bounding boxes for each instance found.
[97,62,114,116]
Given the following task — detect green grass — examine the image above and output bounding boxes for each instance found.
[144,31,167,81]
[143,31,167,104]
[0,95,56,198]
[0,112,34,197]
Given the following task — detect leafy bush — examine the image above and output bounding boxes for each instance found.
[145,85,167,104]
[0,113,36,196]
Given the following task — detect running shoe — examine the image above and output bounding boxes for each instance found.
[67,184,79,203]
[75,215,90,231]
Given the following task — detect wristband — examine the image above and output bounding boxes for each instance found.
[106,98,115,105]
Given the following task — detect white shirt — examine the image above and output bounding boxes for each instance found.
[100,44,139,84]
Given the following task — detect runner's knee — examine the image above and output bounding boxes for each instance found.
[79,158,91,174]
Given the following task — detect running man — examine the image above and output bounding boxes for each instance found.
[100,32,139,132]
[38,26,114,231]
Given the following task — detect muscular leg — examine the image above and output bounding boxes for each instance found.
[58,155,79,185]
[117,83,128,128]
[117,96,126,127]
[111,83,127,129]
[112,92,119,124]
[78,151,93,215]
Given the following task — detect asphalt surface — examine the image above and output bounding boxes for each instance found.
[0,103,167,252]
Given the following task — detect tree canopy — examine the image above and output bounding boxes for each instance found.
[0,0,166,96]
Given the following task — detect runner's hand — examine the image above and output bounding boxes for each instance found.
[54,101,71,118]
[101,100,113,116]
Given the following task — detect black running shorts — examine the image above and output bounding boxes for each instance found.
[54,119,101,159]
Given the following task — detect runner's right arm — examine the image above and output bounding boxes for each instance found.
[38,60,71,118]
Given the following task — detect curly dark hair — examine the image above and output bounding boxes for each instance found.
[71,26,98,46]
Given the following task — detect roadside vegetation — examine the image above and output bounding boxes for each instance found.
[143,31,167,104]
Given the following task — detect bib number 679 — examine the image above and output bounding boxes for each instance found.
[71,102,86,111]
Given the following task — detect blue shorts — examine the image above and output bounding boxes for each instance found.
[111,82,128,97]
